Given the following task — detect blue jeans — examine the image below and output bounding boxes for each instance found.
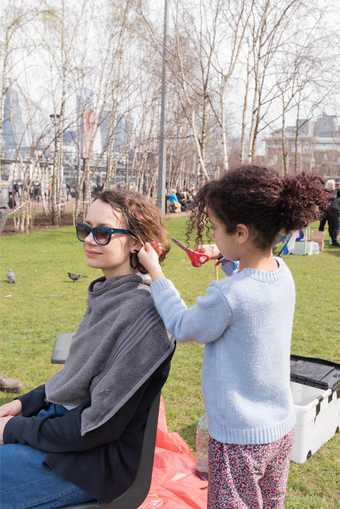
[0,404,95,509]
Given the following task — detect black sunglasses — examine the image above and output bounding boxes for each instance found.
[76,223,133,246]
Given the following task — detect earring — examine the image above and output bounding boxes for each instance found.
[130,252,139,270]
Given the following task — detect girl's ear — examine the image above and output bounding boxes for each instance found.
[235,224,249,244]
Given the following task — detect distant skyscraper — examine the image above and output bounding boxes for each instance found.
[99,111,127,154]
[63,128,75,145]
[114,115,127,151]
[2,86,27,154]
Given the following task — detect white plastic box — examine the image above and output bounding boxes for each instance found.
[292,240,320,256]
[290,356,340,463]
[290,382,340,463]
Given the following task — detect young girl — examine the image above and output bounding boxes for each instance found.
[138,165,327,509]
[0,189,174,509]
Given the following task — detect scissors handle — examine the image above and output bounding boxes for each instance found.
[172,238,211,267]
[197,253,210,263]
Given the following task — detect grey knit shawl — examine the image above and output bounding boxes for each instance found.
[45,274,174,435]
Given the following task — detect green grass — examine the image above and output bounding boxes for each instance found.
[0,218,339,509]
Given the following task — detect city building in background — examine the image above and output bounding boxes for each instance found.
[2,85,28,157]
[265,114,340,176]
[99,111,127,154]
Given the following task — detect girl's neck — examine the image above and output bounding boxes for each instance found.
[238,249,278,272]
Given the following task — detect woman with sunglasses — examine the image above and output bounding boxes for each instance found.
[0,190,175,509]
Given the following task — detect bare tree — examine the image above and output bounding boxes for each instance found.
[244,0,303,162]
[207,0,255,172]
[262,2,340,174]
[166,0,223,182]
[38,1,76,224]
[0,2,39,178]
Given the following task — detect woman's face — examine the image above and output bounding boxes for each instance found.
[82,199,138,278]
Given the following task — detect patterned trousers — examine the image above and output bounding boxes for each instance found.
[207,431,294,509]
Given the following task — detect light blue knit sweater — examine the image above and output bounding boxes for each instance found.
[151,258,296,444]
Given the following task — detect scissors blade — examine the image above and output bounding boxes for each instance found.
[171,238,191,253]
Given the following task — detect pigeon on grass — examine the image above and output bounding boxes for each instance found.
[6,270,16,284]
[67,272,87,282]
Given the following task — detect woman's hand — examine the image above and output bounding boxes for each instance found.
[0,399,22,418]
[0,416,14,444]
[137,242,164,281]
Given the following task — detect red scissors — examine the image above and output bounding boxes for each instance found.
[172,238,211,267]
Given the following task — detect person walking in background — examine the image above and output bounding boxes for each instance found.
[328,189,340,246]
[319,179,340,247]
[138,166,327,509]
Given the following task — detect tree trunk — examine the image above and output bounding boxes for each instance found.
[293,100,301,174]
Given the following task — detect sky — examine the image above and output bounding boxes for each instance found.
[2,0,340,150]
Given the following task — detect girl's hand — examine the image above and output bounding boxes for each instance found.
[197,244,221,259]
[138,242,164,280]
[0,416,13,444]
[0,399,22,418]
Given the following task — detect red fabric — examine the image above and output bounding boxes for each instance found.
[139,398,208,508]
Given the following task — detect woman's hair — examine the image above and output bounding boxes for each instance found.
[96,189,170,273]
[187,165,328,249]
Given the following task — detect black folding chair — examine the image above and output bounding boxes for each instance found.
[51,333,161,509]
[51,333,74,364]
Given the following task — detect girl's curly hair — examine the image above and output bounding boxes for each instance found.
[95,189,170,273]
[187,165,328,249]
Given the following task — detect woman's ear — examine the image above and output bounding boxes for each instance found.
[129,238,142,254]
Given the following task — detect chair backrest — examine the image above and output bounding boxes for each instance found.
[61,393,161,509]
[51,332,74,364]
[102,392,161,509]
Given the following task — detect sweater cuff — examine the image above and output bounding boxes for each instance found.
[3,416,25,444]
[18,384,46,416]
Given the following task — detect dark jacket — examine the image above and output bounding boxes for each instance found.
[319,190,339,230]
[4,355,172,503]
[330,196,340,217]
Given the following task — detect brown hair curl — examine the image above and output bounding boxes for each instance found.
[187,165,328,249]
[95,189,170,273]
